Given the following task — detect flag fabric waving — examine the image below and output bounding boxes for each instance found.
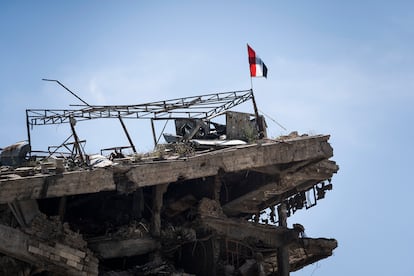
[247,44,268,78]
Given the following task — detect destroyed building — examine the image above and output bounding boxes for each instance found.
[0,89,339,275]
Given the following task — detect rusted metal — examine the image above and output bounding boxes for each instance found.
[69,116,84,163]
[26,90,253,126]
[251,90,264,138]
[26,89,254,156]
[118,115,137,154]
[151,118,157,147]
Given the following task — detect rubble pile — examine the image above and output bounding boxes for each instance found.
[25,214,87,249]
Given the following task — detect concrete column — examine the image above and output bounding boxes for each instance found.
[132,188,144,220]
[58,196,67,221]
[151,183,169,238]
[213,174,222,202]
[277,203,290,276]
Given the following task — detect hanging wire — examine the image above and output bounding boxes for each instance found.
[258,109,287,131]
[310,262,321,276]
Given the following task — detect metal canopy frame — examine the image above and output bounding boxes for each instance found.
[26,90,253,126]
[26,89,255,156]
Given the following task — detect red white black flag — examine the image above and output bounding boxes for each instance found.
[247,44,268,78]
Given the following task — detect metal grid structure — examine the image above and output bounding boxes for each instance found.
[25,89,256,157]
[26,90,254,126]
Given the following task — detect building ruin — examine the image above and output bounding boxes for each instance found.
[0,89,339,275]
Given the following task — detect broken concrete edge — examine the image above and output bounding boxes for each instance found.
[0,134,335,204]
[197,214,299,248]
[195,198,298,248]
[0,168,115,204]
[222,159,339,216]
[87,237,160,259]
[124,134,334,188]
[0,133,339,274]
[191,198,337,274]
[262,237,338,273]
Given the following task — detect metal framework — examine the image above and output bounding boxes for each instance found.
[26,89,255,156]
[26,90,253,126]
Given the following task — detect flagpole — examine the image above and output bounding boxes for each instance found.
[247,43,264,138]
[250,76,264,139]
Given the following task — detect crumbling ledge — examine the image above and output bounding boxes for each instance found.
[125,135,333,189]
[263,238,338,273]
[199,215,299,248]
[0,135,332,203]
[0,168,115,204]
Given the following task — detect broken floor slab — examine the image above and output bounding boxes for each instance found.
[0,168,115,204]
[0,135,333,204]
[196,198,298,249]
[222,159,339,216]
[124,135,334,188]
[0,134,339,274]
[198,215,299,248]
[88,237,159,259]
[263,238,338,273]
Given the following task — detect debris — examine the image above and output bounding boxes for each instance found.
[0,141,30,167]
[89,154,113,168]
[0,89,339,275]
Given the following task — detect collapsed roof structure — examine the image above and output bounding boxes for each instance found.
[0,88,339,275]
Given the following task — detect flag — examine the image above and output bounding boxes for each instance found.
[247,44,268,78]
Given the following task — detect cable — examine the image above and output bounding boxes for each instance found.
[258,109,287,131]
[42,79,91,106]
[310,262,321,276]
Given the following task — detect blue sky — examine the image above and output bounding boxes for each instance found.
[1,1,414,275]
